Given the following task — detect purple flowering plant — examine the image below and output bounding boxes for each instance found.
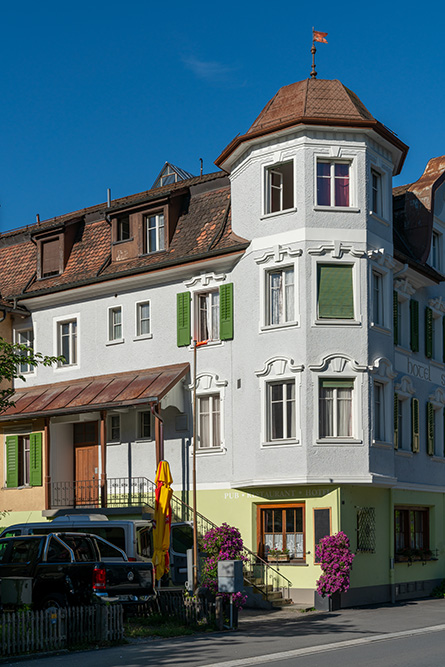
[315,531,355,598]
[201,522,248,609]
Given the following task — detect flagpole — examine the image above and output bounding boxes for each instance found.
[311,27,317,78]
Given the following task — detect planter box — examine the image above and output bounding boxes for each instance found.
[267,555,290,563]
[314,591,341,611]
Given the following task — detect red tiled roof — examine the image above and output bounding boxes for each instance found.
[0,363,190,421]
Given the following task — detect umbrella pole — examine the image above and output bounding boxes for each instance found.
[192,340,199,591]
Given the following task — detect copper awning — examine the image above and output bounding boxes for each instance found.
[0,363,189,421]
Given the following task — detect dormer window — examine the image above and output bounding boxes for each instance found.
[36,234,63,279]
[117,216,130,242]
[144,213,165,253]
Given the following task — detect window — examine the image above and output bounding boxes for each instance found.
[5,433,42,488]
[267,381,295,442]
[144,213,165,253]
[109,415,120,442]
[317,161,350,207]
[117,216,130,242]
[374,381,385,442]
[319,379,353,438]
[136,301,150,337]
[426,402,445,457]
[267,267,295,326]
[197,291,219,342]
[58,320,77,366]
[371,169,382,217]
[138,411,151,440]
[393,292,411,349]
[197,394,220,449]
[425,306,443,362]
[431,231,441,271]
[265,161,294,214]
[109,307,122,342]
[372,271,384,326]
[395,507,429,556]
[356,507,376,553]
[317,264,354,320]
[259,504,304,560]
[41,238,60,277]
[16,329,34,373]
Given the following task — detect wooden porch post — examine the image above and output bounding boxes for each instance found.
[100,410,107,508]
[44,417,51,510]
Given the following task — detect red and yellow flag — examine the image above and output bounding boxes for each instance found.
[313,30,328,44]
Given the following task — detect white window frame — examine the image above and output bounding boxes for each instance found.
[255,357,303,448]
[135,300,152,339]
[266,379,296,443]
[265,266,296,328]
[311,256,361,327]
[197,393,221,450]
[430,230,442,271]
[428,389,445,458]
[54,315,79,369]
[370,168,384,218]
[264,160,295,215]
[374,381,386,443]
[108,305,123,343]
[136,410,152,441]
[395,290,410,350]
[144,213,165,253]
[15,327,35,375]
[370,264,391,333]
[318,380,354,439]
[370,358,395,448]
[195,289,220,343]
[108,414,121,444]
[189,372,227,454]
[394,376,415,454]
[315,158,354,209]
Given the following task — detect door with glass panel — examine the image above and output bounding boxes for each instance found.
[258,504,305,560]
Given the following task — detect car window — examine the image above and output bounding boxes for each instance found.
[171,525,193,554]
[95,538,126,562]
[0,529,22,538]
[0,540,10,563]
[59,535,96,562]
[46,537,71,563]
[9,538,42,564]
[137,526,152,559]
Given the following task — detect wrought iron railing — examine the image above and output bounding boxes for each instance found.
[50,476,291,600]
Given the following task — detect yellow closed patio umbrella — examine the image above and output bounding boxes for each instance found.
[152,460,173,581]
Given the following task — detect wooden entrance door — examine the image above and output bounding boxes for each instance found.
[74,422,99,506]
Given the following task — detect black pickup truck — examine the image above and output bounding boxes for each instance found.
[0,532,155,609]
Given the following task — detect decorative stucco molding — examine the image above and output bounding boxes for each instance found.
[255,244,302,265]
[367,248,396,269]
[307,240,366,259]
[188,372,228,392]
[184,272,226,288]
[428,386,445,406]
[393,277,416,297]
[308,354,368,373]
[428,297,445,314]
[255,356,304,378]
[395,375,415,396]
[370,357,397,379]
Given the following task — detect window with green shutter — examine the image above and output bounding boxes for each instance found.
[177,292,191,347]
[410,300,419,352]
[393,291,399,345]
[425,307,433,359]
[411,398,420,453]
[317,264,354,319]
[29,433,42,486]
[5,433,42,487]
[219,283,234,340]
[6,435,19,488]
[394,393,399,450]
[426,402,435,456]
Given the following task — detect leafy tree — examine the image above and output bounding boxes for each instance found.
[0,337,61,413]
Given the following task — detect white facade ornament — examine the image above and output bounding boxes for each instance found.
[370,357,397,379]
[308,243,366,259]
[188,372,228,392]
[428,297,445,314]
[393,277,416,297]
[428,387,445,406]
[308,354,368,373]
[255,356,304,377]
[367,248,396,269]
[255,244,302,265]
[184,272,226,288]
[395,375,415,396]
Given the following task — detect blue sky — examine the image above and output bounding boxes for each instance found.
[0,1,444,233]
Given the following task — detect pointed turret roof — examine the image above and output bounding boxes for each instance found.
[216,78,408,174]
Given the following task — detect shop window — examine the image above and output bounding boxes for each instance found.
[395,507,429,557]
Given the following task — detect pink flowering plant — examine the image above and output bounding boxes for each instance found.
[201,522,248,609]
[315,531,355,598]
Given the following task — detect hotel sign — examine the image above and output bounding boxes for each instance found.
[395,352,445,386]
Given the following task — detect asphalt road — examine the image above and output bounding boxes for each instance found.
[4,598,445,667]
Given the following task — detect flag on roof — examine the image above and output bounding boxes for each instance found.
[313,30,328,44]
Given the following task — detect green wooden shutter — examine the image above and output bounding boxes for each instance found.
[426,402,435,456]
[219,283,234,341]
[425,307,433,359]
[393,291,399,345]
[29,432,42,486]
[410,300,419,352]
[411,398,420,453]
[177,292,191,347]
[317,265,354,319]
[6,435,19,488]
[394,393,399,450]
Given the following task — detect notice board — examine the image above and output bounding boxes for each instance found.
[314,508,331,553]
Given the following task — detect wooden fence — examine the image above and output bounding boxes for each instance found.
[134,590,216,626]
[0,604,124,657]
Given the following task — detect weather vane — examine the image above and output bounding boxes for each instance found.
[311,28,328,78]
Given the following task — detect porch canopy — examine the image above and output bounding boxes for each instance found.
[0,362,190,421]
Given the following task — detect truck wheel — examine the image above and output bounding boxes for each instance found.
[41,594,68,611]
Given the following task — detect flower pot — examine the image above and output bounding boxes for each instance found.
[267,554,290,563]
[314,591,341,611]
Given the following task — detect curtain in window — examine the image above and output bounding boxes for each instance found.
[319,387,334,437]
[198,396,210,448]
[212,396,220,448]
[334,164,349,206]
[337,388,352,436]
[317,162,331,205]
